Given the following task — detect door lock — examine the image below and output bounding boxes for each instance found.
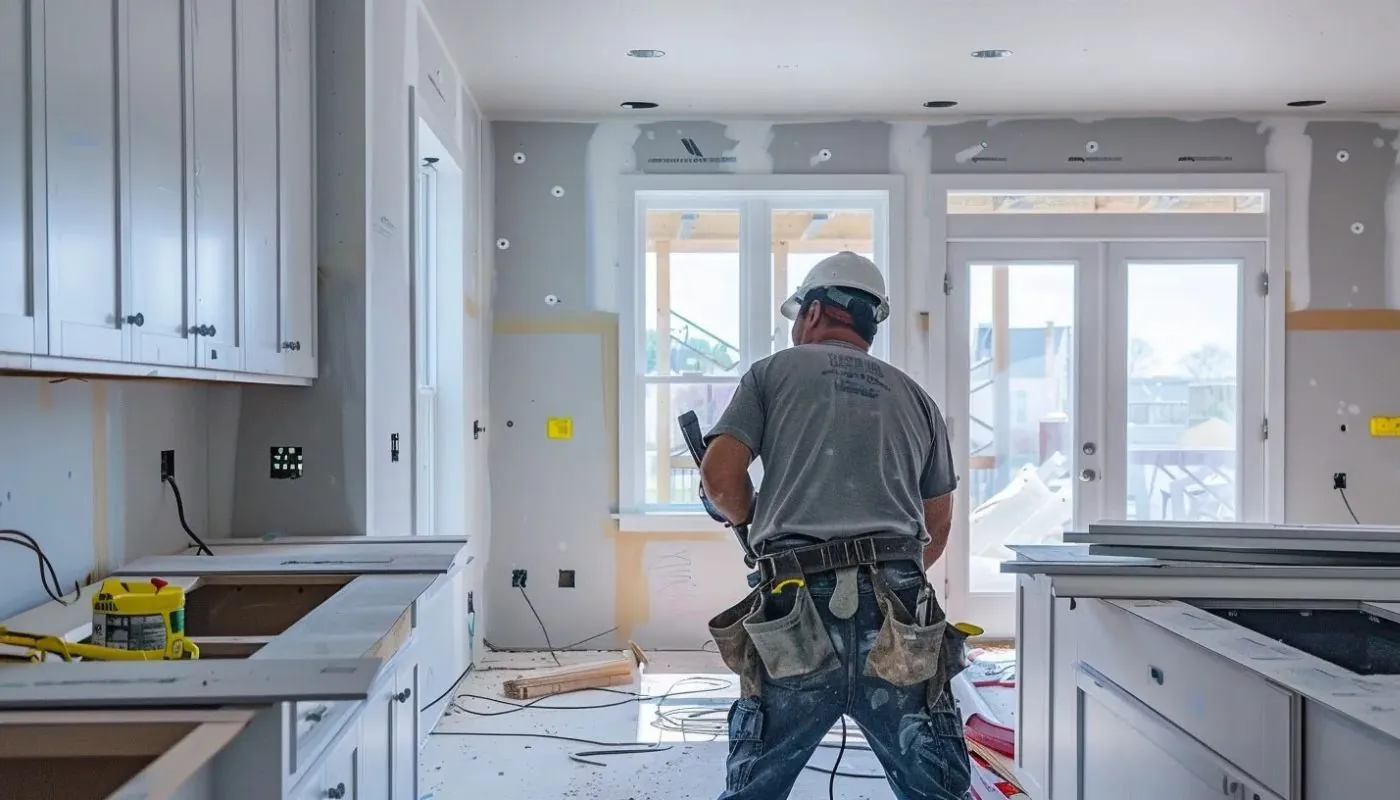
[1079,468,1099,482]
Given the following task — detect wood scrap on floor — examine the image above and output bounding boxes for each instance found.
[501,642,648,700]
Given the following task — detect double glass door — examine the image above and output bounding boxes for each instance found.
[943,241,1266,632]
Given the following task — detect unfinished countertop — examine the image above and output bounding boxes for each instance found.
[1004,543,1400,581]
[1110,598,1400,745]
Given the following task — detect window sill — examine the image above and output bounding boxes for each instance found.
[612,512,728,533]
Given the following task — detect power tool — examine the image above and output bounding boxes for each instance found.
[0,577,200,662]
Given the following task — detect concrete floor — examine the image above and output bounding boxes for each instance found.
[419,649,901,800]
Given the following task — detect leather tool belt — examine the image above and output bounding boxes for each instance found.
[710,533,968,703]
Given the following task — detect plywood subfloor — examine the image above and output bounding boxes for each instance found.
[420,649,900,800]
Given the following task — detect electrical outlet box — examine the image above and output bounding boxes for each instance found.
[558,570,576,588]
[1334,472,1348,490]
[271,446,305,480]
[160,450,174,481]
[511,569,528,588]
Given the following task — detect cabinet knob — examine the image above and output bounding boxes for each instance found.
[282,341,302,352]
[192,324,216,337]
[326,783,346,799]
[125,313,144,327]
[394,687,413,703]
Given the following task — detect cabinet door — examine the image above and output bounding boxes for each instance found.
[190,0,242,371]
[390,661,420,799]
[121,0,195,367]
[357,681,392,799]
[322,725,361,800]
[1078,666,1286,800]
[236,0,282,375]
[44,0,125,361]
[276,0,316,379]
[0,0,43,356]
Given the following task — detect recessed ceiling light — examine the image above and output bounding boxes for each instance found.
[1287,99,1327,108]
[620,101,659,110]
[923,100,959,109]
[971,49,1013,59]
[626,49,665,59]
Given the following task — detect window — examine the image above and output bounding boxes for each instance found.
[619,179,899,516]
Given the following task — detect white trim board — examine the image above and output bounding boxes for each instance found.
[115,551,461,576]
[0,658,381,709]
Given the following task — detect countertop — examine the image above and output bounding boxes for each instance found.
[1003,543,1400,580]
[1109,598,1400,744]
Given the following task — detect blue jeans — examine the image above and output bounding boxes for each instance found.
[717,562,972,800]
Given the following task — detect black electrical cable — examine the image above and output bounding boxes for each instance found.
[828,716,847,800]
[518,586,561,665]
[0,529,80,605]
[483,626,620,654]
[1339,486,1361,523]
[162,475,214,555]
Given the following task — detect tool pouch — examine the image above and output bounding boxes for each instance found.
[926,620,972,707]
[742,586,838,682]
[864,571,948,686]
[708,588,766,699]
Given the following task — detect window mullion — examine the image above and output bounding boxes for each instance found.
[741,198,773,368]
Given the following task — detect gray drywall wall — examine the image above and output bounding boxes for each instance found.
[486,117,1400,649]
[487,330,616,648]
[1285,331,1400,524]
[0,377,238,619]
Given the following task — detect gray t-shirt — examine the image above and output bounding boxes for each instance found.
[706,341,956,551]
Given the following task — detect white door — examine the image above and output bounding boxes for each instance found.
[1101,242,1267,525]
[945,242,1104,630]
[945,241,1265,633]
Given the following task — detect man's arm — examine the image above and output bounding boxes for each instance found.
[701,436,755,525]
[922,493,953,569]
[919,400,958,569]
[699,369,765,526]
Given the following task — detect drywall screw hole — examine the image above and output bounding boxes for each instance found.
[1085,141,1100,153]
[544,294,560,306]
[512,152,526,164]
[1341,424,1349,433]
[550,186,565,198]
[817,149,832,161]
[506,420,514,427]
[496,237,511,249]
[1351,222,1365,235]
[1336,150,1350,163]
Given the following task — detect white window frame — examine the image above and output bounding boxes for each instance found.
[930,172,1287,562]
[616,174,905,526]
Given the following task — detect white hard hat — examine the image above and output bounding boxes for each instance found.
[780,251,890,323]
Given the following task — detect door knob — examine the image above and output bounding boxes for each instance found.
[1081,442,1096,455]
[124,313,144,327]
[1079,468,1099,482]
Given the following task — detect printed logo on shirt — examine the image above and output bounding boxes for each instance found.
[823,352,891,398]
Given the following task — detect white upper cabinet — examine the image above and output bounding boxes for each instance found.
[191,0,243,372]
[0,0,316,385]
[121,0,195,368]
[0,0,43,356]
[278,0,317,379]
[44,0,125,362]
[240,0,286,377]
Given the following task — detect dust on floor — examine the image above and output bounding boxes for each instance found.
[419,649,901,800]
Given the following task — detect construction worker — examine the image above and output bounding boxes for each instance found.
[700,251,970,800]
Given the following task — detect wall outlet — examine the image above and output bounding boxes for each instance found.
[558,569,576,588]
[511,569,528,588]
[160,450,175,481]
[270,446,305,480]
[1334,472,1348,490]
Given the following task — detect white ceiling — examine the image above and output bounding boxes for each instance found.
[429,0,1400,121]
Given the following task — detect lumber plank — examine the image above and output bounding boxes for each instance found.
[501,643,647,700]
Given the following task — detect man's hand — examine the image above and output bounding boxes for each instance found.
[700,435,756,526]
[922,493,953,569]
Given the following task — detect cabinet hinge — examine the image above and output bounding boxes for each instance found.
[943,273,952,296]
[1258,272,1269,296]
[1261,417,1269,441]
